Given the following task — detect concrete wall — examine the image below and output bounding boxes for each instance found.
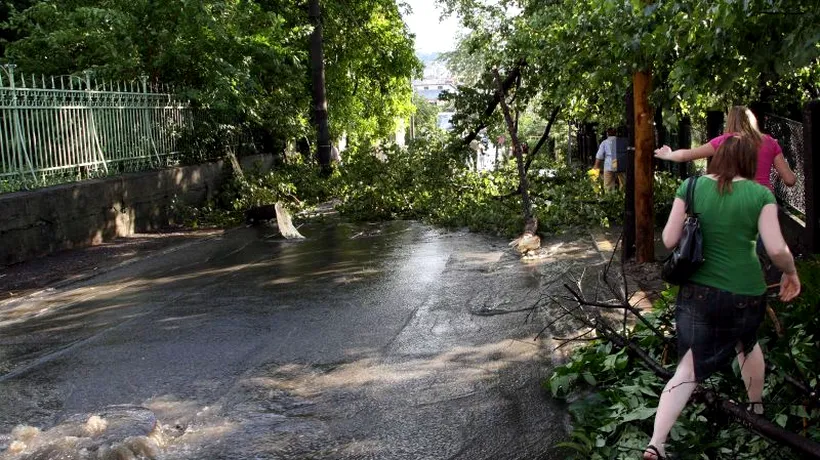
[0,154,274,266]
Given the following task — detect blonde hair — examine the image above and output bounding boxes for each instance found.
[725,106,762,148]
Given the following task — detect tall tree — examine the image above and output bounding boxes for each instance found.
[3,0,421,149]
[440,0,820,259]
[308,0,331,172]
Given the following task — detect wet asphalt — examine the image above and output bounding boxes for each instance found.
[0,220,603,459]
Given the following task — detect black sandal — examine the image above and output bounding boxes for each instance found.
[643,445,666,460]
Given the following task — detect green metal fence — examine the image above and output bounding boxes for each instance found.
[0,65,192,188]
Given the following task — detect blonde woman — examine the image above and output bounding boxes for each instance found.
[654,106,796,190]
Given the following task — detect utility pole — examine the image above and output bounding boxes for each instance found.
[633,0,655,263]
[624,84,636,260]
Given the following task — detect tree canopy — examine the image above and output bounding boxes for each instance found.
[441,0,820,138]
[1,0,421,146]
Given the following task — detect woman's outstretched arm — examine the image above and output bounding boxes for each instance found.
[654,143,716,163]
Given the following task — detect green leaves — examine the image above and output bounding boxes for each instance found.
[543,257,820,459]
[443,0,819,130]
[621,406,657,422]
[4,0,419,144]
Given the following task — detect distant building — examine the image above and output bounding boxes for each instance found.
[437,112,454,131]
[417,53,450,80]
[412,80,456,105]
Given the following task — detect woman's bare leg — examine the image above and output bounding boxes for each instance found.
[645,350,698,458]
[736,343,765,414]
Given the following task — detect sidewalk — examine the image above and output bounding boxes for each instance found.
[0,200,342,303]
[0,229,223,302]
[1,221,667,309]
[588,226,670,310]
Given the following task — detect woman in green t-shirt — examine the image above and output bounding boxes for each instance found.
[643,136,801,460]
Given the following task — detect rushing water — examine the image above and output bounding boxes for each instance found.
[0,221,601,459]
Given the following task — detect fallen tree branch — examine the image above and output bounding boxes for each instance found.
[563,283,671,345]
[596,323,673,379]
[535,253,820,458]
[719,398,820,458]
[563,285,820,458]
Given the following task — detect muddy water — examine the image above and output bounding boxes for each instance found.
[0,220,602,459]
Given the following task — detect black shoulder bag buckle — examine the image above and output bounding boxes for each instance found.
[661,176,705,285]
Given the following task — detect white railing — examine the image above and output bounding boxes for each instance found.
[0,65,192,183]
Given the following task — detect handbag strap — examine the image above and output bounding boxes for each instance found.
[685,176,699,215]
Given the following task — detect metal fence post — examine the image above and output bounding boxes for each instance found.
[705,110,724,167]
[803,100,820,253]
[86,71,108,173]
[141,76,161,166]
[654,107,668,172]
[749,102,771,133]
[706,110,724,139]
[6,65,37,182]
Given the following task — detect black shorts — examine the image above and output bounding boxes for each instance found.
[675,283,767,381]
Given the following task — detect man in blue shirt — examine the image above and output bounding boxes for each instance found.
[593,127,626,191]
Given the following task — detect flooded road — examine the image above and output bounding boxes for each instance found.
[0,221,601,459]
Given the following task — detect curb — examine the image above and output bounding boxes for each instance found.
[589,228,618,263]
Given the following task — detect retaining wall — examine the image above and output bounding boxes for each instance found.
[0,154,274,266]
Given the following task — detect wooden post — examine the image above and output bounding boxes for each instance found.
[677,116,691,179]
[633,71,655,263]
[803,100,820,253]
[624,84,636,260]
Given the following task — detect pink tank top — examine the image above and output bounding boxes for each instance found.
[709,133,782,191]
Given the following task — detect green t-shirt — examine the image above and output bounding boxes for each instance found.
[674,176,776,295]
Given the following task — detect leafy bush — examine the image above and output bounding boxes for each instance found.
[233,158,338,213]
[188,133,685,240]
[168,155,337,228]
[169,197,241,229]
[333,137,682,237]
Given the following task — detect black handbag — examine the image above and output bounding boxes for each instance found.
[661,176,704,284]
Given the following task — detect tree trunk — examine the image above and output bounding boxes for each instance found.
[525,105,561,172]
[492,69,532,225]
[309,0,331,174]
[633,70,654,263]
[462,60,526,146]
[624,84,636,260]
